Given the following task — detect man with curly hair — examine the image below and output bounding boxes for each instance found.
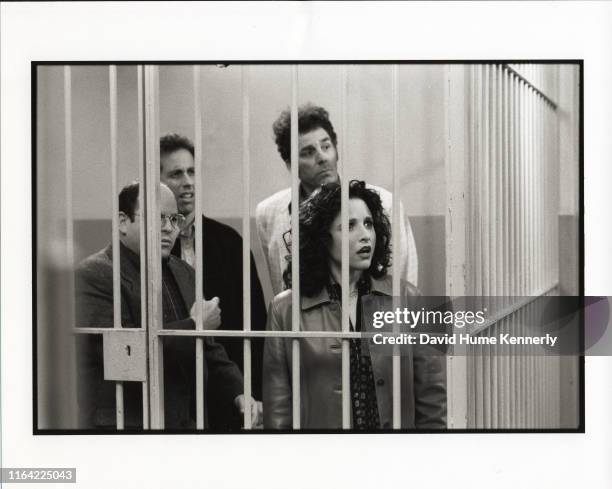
[255,103,418,296]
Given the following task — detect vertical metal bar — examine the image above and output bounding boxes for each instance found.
[549,100,555,286]
[538,350,543,428]
[490,64,498,429]
[546,94,552,287]
[496,66,504,428]
[525,83,531,428]
[490,65,497,300]
[467,65,477,428]
[241,66,253,429]
[536,93,541,294]
[391,64,401,429]
[556,82,560,282]
[63,66,78,429]
[543,97,548,288]
[520,80,527,302]
[476,344,484,428]
[473,65,484,429]
[543,96,547,289]
[482,64,490,301]
[108,65,125,430]
[193,65,205,429]
[521,83,530,428]
[518,80,525,428]
[537,95,544,429]
[513,74,521,428]
[520,309,526,427]
[512,74,519,304]
[445,64,468,429]
[63,66,74,278]
[144,65,164,429]
[467,66,474,299]
[475,65,483,303]
[540,95,545,293]
[501,67,510,429]
[290,65,301,430]
[482,64,491,429]
[499,68,506,429]
[543,354,548,428]
[547,356,554,428]
[467,350,475,428]
[339,65,351,429]
[136,66,149,429]
[529,87,535,300]
[528,87,535,428]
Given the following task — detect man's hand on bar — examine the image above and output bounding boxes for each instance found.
[234,395,264,429]
[190,297,222,330]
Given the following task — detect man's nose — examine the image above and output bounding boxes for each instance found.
[161,217,174,233]
[315,146,328,164]
[181,172,194,186]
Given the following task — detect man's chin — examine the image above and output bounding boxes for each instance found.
[319,173,339,186]
[178,205,194,216]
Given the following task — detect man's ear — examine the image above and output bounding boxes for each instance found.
[118,211,129,236]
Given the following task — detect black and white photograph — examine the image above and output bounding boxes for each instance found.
[3,2,611,489]
[35,62,581,432]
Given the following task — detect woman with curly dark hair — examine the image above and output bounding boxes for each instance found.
[263,180,446,430]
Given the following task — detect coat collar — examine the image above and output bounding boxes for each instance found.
[300,276,392,310]
[103,243,194,305]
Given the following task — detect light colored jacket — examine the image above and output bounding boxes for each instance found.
[263,276,447,430]
[255,184,418,297]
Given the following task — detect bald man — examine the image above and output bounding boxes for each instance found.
[76,182,260,429]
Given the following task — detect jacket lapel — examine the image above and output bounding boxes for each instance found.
[169,257,195,307]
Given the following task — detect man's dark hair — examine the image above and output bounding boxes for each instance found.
[272,103,338,164]
[119,181,140,221]
[283,180,392,297]
[160,133,195,159]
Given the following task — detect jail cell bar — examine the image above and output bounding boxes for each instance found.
[446,64,561,429]
[62,66,79,428]
[108,66,125,429]
[339,65,351,429]
[193,66,206,429]
[290,65,301,429]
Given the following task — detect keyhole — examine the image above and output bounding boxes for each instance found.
[125,345,131,356]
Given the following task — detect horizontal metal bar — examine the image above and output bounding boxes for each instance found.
[503,64,558,109]
[73,328,145,334]
[158,330,367,339]
[469,281,559,336]
[73,328,363,339]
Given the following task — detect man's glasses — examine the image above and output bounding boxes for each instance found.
[134,213,186,229]
[161,213,186,229]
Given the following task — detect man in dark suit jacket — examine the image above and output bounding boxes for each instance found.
[160,134,267,429]
[76,182,258,429]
